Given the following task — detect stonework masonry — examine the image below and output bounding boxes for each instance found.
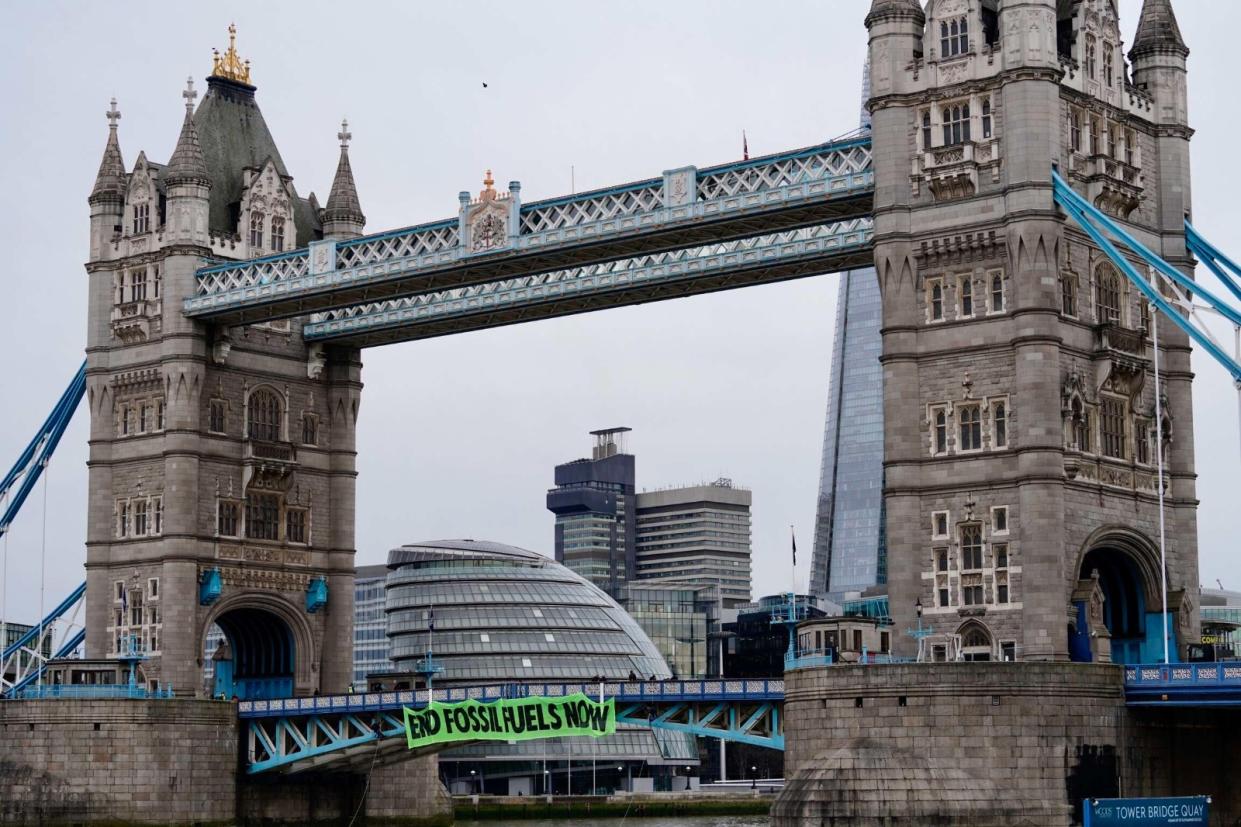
[0,699,453,825]
[774,663,1241,826]
[867,0,1198,663]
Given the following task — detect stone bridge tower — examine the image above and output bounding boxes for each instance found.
[868,0,1197,662]
[83,29,364,696]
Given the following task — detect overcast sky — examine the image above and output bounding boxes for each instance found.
[0,1,1236,623]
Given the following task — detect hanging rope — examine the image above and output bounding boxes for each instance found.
[1151,292,1170,666]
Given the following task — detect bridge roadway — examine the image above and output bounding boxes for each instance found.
[183,137,874,341]
[237,665,1241,775]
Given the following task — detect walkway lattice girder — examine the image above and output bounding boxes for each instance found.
[305,219,874,347]
[184,139,873,327]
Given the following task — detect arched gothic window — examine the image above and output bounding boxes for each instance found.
[250,212,265,250]
[942,104,971,146]
[247,388,282,442]
[940,17,969,58]
[991,273,1004,312]
[271,216,286,252]
[930,283,944,320]
[1096,264,1123,325]
[993,402,1007,448]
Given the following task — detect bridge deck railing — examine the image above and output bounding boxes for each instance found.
[238,678,785,719]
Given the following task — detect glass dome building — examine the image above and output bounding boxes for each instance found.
[381,539,695,795]
[385,539,670,683]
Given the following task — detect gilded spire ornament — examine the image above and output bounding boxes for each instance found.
[211,23,252,84]
[479,169,497,201]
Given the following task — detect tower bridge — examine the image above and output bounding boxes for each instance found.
[3,1,1241,824]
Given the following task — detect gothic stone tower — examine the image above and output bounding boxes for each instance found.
[868,0,1197,662]
[83,30,366,696]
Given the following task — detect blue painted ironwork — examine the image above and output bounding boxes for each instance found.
[199,568,222,605]
[1186,221,1241,306]
[0,362,85,539]
[15,682,174,700]
[1124,662,1241,706]
[185,138,873,324]
[305,577,327,613]
[1,582,86,697]
[304,219,873,344]
[1052,171,1241,382]
[239,678,785,773]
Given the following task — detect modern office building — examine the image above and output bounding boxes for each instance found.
[353,564,392,688]
[809,265,886,601]
[722,594,826,678]
[634,480,753,608]
[380,538,694,794]
[621,583,721,679]
[546,428,636,598]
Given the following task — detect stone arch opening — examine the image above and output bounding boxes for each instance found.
[1073,528,1166,665]
[206,606,296,700]
[956,620,994,662]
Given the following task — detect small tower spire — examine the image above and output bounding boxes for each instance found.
[865,0,925,27]
[322,117,365,240]
[165,80,210,188]
[89,98,127,204]
[1130,0,1189,60]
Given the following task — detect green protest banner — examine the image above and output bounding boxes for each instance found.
[402,692,616,750]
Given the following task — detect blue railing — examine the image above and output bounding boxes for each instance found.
[1117,662,1241,706]
[238,678,785,719]
[14,683,174,700]
[783,648,910,671]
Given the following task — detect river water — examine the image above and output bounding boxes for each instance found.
[458,818,769,827]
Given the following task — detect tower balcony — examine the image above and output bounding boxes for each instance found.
[242,439,298,491]
[1092,322,1149,403]
[1071,154,1144,218]
[109,299,162,343]
[913,139,1001,202]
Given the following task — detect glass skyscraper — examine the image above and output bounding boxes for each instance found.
[809,62,885,601]
[809,266,886,600]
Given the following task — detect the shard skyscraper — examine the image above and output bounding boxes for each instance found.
[809,62,886,601]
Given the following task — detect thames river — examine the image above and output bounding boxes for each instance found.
[459,818,769,827]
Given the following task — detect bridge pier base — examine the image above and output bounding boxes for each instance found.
[0,698,452,825]
[775,663,1239,826]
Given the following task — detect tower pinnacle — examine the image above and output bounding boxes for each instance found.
[1130,0,1189,60]
[865,0,925,27]
[89,98,126,204]
[165,90,210,188]
[323,117,365,239]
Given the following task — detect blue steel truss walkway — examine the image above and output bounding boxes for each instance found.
[239,678,784,774]
[183,138,873,329]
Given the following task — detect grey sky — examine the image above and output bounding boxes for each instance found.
[0,1,1236,623]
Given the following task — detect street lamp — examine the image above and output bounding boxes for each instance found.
[469,769,478,795]
[750,764,757,789]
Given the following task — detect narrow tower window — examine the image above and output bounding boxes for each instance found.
[993,402,1007,448]
[981,98,992,139]
[1103,43,1114,87]
[930,282,944,321]
[271,216,286,252]
[960,277,974,317]
[247,388,282,442]
[1085,36,1097,80]
[990,273,1004,313]
[1070,110,1082,153]
[250,212,265,249]
[922,110,932,150]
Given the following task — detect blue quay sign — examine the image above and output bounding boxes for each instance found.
[1085,796,1211,826]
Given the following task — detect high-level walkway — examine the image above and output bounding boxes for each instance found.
[183,138,874,345]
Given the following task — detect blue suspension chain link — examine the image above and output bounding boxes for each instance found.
[1185,220,1241,306]
[1052,172,1241,383]
[0,361,86,538]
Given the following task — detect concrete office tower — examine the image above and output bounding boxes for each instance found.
[635,479,753,608]
[546,428,637,598]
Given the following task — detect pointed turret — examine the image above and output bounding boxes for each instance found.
[89,99,127,206]
[164,80,211,188]
[322,119,366,240]
[164,78,211,246]
[865,0,924,28]
[1130,0,1188,61]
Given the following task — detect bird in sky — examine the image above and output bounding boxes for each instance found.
[482,82,489,88]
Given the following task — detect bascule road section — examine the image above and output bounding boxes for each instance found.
[183,139,874,342]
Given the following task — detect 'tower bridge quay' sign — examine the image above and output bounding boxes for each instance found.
[403,693,615,750]
[1085,797,1210,826]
